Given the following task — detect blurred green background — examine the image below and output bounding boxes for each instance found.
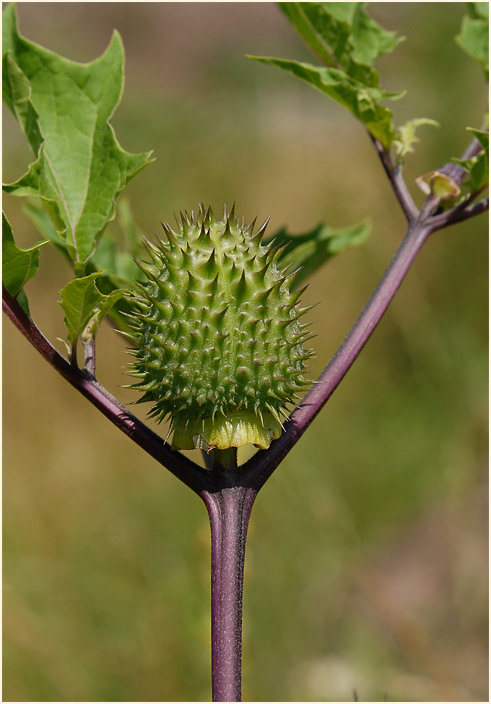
[3,3,488,702]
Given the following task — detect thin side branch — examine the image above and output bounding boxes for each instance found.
[429,197,489,231]
[240,138,486,490]
[2,287,214,495]
[241,218,432,489]
[369,134,419,222]
[3,137,485,497]
[82,337,96,376]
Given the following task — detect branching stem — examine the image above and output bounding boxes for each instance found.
[3,134,487,703]
[240,139,487,488]
[240,216,433,489]
[429,196,489,230]
[2,288,212,495]
[369,134,419,222]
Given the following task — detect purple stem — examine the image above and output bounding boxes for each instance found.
[2,288,212,495]
[3,137,484,496]
[3,135,486,704]
[240,214,434,489]
[429,196,489,231]
[201,487,257,702]
[82,337,96,376]
[240,138,488,489]
[369,135,419,222]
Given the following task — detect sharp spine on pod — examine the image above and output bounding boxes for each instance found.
[124,204,314,458]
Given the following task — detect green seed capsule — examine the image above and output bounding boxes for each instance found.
[125,205,313,452]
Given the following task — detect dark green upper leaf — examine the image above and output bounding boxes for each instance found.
[250,3,404,149]
[249,56,402,148]
[2,4,153,266]
[342,3,404,64]
[279,3,402,83]
[23,197,144,333]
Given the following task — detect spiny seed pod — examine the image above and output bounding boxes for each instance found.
[125,204,315,452]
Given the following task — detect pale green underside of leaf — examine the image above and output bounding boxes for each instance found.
[393,118,440,162]
[2,211,46,313]
[270,218,371,289]
[2,4,153,265]
[249,55,402,149]
[81,288,126,343]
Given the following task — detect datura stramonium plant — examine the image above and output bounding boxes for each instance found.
[125,205,315,453]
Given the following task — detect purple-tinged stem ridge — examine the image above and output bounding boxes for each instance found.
[202,487,257,702]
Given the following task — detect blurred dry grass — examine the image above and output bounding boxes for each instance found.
[3,3,488,702]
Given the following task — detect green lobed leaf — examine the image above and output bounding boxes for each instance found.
[279,3,402,82]
[277,3,336,70]
[58,271,123,344]
[2,4,154,266]
[269,218,371,289]
[24,197,143,286]
[24,196,143,333]
[2,52,43,153]
[249,56,402,148]
[2,210,47,313]
[250,3,404,149]
[342,3,404,64]
[456,3,489,78]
